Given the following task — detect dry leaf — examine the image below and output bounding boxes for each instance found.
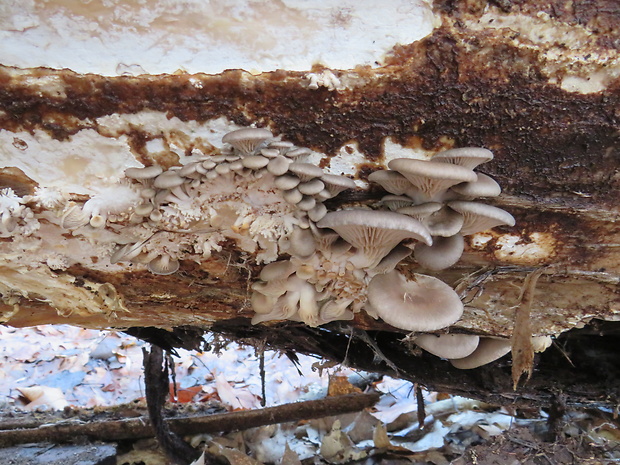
[16,385,68,410]
[327,374,361,396]
[511,268,545,389]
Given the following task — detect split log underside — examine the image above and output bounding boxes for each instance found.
[0,2,619,409]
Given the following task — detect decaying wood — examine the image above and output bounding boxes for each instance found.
[0,392,381,448]
[0,2,619,409]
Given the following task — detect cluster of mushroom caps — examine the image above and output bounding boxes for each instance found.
[107,128,357,275]
[251,142,520,369]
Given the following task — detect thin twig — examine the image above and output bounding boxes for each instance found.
[0,392,381,448]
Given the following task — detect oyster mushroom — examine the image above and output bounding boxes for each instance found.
[222,128,273,155]
[124,165,164,180]
[414,234,464,271]
[147,254,180,275]
[432,147,494,170]
[450,173,502,198]
[447,201,516,235]
[388,158,477,201]
[319,174,356,198]
[367,270,463,331]
[414,333,480,359]
[450,337,512,369]
[317,209,432,269]
[367,170,413,196]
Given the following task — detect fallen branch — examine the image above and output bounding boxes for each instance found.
[0,392,380,447]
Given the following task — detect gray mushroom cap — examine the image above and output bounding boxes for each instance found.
[414,234,464,271]
[432,147,494,170]
[450,337,512,369]
[388,158,477,200]
[288,163,324,182]
[320,174,356,197]
[451,173,502,198]
[125,165,164,180]
[447,200,516,235]
[367,170,413,196]
[222,128,273,155]
[415,334,480,359]
[147,254,180,275]
[367,270,464,331]
[317,209,432,269]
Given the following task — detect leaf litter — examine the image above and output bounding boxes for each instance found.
[0,325,618,464]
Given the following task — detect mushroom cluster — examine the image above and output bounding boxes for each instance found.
[23,124,524,370]
[106,127,356,274]
[370,148,515,271]
[249,145,523,369]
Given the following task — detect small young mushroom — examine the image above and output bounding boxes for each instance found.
[267,156,292,176]
[288,163,324,182]
[432,147,494,170]
[153,171,186,189]
[414,334,480,359]
[388,158,477,201]
[319,174,356,198]
[447,201,516,235]
[367,270,463,331]
[317,209,432,269]
[274,175,301,190]
[241,155,270,170]
[380,195,415,211]
[222,127,273,155]
[147,254,180,275]
[450,337,512,369]
[288,226,317,258]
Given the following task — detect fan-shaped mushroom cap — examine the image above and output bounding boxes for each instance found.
[448,201,516,235]
[147,254,180,275]
[274,175,300,191]
[259,260,295,281]
[432,147,494,170]
[320,174,356,197]
[450,337,511,369]
[298,179,325,196]
[288,163,324,182]
[241,155,270,170]
[414,234,464,271]
[388,159,477,200]
[267,156,292,176]
[367,170,412,196]
[222,128,273,154]
[400,205,464,237]
[317,209,432,269]
[415,334,480,359]
[60,203,89,229]
[451,173,501,198]
[125,165,163,180]
[367,270,463,331]
[398,202,443,221]
[153,171,185,189]
[381,195,415,211]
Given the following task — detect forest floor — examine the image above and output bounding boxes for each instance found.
[0,325,619,464]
